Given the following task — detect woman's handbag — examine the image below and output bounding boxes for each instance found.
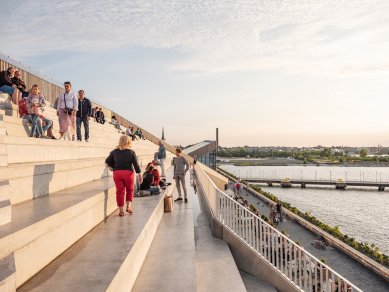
[164,195,174,212]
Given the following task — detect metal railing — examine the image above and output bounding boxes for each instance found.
[195,164,362,292]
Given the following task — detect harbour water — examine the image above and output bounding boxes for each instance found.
[219,164,389,254]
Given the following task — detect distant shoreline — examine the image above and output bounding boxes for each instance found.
[218,157,389,167]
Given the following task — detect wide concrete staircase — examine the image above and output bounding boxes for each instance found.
[0,92,258,291]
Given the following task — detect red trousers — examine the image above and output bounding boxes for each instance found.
[113,170,135,207]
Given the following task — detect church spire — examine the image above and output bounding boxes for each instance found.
[161,126,165,140]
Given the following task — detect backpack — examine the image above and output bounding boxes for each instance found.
[18,98,29,117]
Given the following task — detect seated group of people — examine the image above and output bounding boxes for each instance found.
[0,67,25,104]
[110,115,122,131]
[91,106,105,124]
[126,126,145,140]
[0,67,139,142]
[138,160,170,196]
[18,84,56,139]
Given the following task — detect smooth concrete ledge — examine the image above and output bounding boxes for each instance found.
[223,227,301,292]
[199,163,228,190]
[1,159,109,205]
[196,178,296,292]
[18,188,172,292]
[0,253,16,292]
[0,177,117,287]
[0,135,158,165]
[192,173,246,292]
[0,182,11,226]
[239,270,277,292]
[218,169,389,282]
[0,201,11,226]
[133,186,196,292]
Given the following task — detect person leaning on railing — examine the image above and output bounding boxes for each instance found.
[105,135,142,217]
[0,66,20,104]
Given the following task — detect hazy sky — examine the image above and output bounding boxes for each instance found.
[2,0,389,147]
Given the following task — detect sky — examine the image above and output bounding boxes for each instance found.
[2,0,389,147]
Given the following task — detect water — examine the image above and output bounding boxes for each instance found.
[220,164,389,253]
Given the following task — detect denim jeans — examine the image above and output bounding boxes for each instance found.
[23,115,52,137]
[23,115,41,137]
[76,117,89,140]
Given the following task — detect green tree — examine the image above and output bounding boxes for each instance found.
[360,148,368,158]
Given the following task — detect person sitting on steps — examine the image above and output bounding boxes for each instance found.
[25,84,46,138]
[111,115,122,131]
[0,67,20,105]
[140,165,160,195]
[96,108,105,124]
[11,70,27,97]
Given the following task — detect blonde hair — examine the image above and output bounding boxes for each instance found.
[117,135,131,150]
[29,84,40,95]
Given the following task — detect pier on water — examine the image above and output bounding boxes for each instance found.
[241,177,388,191]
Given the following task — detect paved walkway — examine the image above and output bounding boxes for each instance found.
[227,183,389,292]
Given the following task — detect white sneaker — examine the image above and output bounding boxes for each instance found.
[85,139,89,142]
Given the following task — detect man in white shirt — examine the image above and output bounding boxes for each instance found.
[56,81,78,140]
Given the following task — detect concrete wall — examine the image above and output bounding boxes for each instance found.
[195,175,300,292]
[223,228,300,292]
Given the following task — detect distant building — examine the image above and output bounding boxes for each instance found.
[184,140,217,170]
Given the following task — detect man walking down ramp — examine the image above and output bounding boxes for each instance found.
[172,148,190,203]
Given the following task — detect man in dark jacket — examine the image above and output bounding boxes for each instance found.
[96,108,105,124]
[11,71,27,96]
[76,90,92,142]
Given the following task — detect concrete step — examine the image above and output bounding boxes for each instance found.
[0,180,11,226]
[132,184,197,292]
[0,135,158,165]
[0,158,109,205]
[18,175,175,292]
[0,102,116,130]
[239,270,277,292]
[192,172,247,292]
[0,108,121,134]
[3,121,123,146]
[0,177,118,288]
[0,253,16,291]
[0,109,126,140]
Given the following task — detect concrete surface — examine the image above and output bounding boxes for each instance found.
[18,192,166,292]
[192,174,246,292]
[132,175,196,292]
[239,270,277,292]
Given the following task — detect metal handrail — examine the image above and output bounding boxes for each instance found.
[195,164,363,292]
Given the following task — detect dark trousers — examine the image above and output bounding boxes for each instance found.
[76,116,89,140]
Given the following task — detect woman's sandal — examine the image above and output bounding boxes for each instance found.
[119,211,124,217]
[126,207,133,214]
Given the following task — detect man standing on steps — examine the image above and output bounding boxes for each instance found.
[173,148,190,203]
[157,140,166,177]
[76,90,92,142]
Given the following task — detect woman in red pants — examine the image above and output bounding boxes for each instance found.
[105,135,142,216]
